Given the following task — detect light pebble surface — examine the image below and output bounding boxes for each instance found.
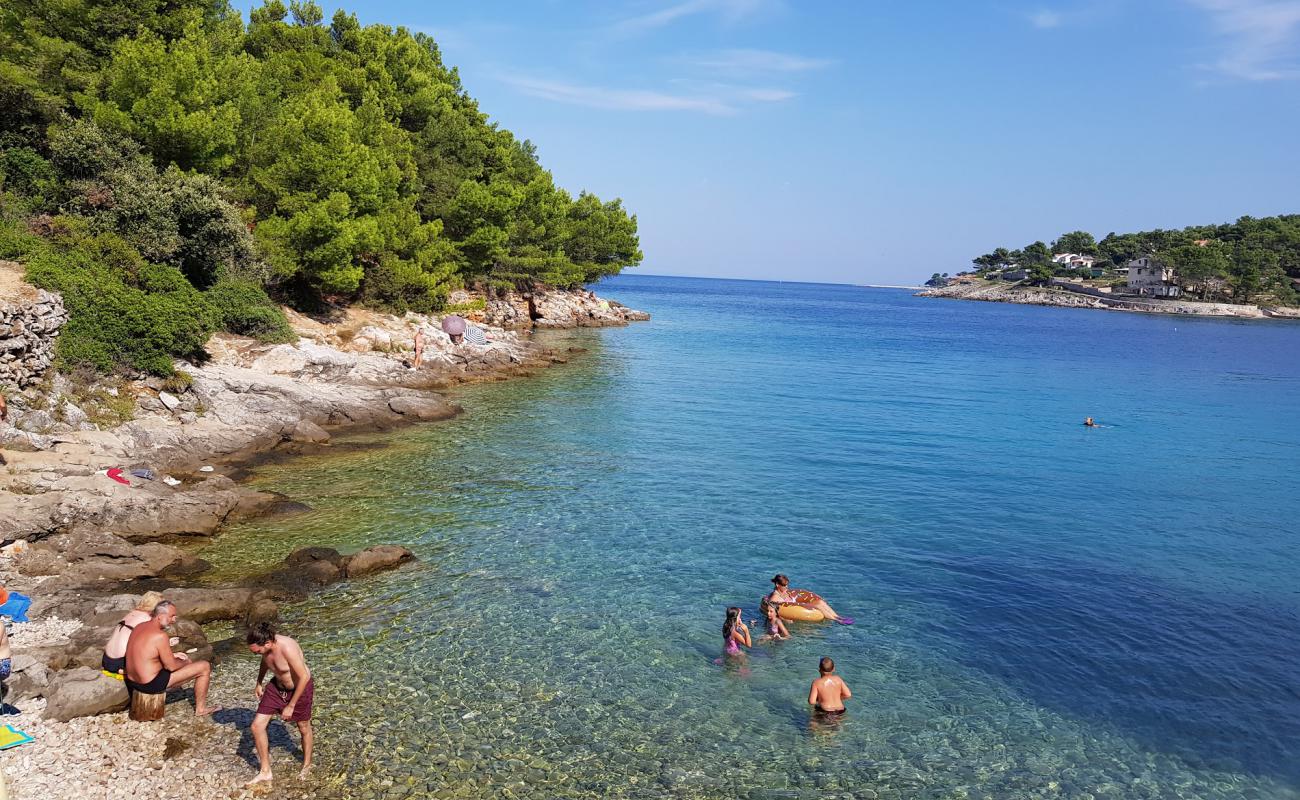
[2,668,316,800]
[9,618,82,649]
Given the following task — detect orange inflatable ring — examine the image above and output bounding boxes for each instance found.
[777,588,826,622]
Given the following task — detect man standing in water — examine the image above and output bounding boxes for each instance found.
[124,601,220,716]
[808,656,852,717]
[247,622,314,785]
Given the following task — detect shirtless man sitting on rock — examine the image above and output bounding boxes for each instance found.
[124,601,220,716]
[247,621,314,784]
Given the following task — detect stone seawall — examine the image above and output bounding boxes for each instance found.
[0,261,67,389]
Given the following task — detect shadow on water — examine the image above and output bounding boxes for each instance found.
[917,554,1300,786]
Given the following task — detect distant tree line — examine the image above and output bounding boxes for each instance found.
[0,0,642,376]
[968,217,1299,304]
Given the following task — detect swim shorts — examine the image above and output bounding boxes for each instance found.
[257,678,314,721]
[126,667,171,695]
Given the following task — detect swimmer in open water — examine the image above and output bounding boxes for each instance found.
[1084,417,1096,427]
[808,656,852,717]
[722,607,751,657]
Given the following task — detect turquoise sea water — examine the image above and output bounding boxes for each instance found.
[200,275,1300,799]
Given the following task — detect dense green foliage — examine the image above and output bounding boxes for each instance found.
[0,215,221,375]
[971,216,1300,304]
[0,0,640,374]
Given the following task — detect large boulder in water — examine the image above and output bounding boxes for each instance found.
[343,545,415,578]
[387,396,460,421]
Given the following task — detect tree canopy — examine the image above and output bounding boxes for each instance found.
[0,1,642,375]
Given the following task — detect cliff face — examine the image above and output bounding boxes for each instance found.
[0,260,67,389]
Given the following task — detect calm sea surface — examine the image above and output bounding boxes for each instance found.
[199,275,1300,799]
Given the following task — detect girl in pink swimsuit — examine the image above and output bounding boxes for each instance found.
[722,607,751,657]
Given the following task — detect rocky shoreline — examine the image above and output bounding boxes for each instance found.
[916,280,1300,319]
[0,281,649,798]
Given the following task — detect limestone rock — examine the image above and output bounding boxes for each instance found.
[284,547,343,568]
[244,597,279,626]
[44,666,129,721]
[387,395,460,420]
[171,618,214,664]
[343,545,415,578]
[164,587,255,624]
[248,343,309,374]
[18,530,188,587]
[158,391,181,411]
[60,401,89,428]
[289,419,329,444]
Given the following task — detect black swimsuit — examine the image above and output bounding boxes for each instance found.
[126,667,171,695]
[102,620,136,675]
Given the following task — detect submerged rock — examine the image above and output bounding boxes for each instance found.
[343,545,416,578]
[387,396,460,420]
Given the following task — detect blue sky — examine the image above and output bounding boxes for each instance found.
[238,1,1300,284]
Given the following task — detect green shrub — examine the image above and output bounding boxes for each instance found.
[206,278,296,343]
[443,297,486,314]
[24,230,219,376]
[160,370,193,394]
[357,255,447,314]
[0,216,46,260]
[0,143,56,201]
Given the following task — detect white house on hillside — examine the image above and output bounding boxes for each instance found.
[1052,253,1097,269]
[1125,257,1181,298]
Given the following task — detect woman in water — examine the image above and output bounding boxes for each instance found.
[767,574,850,624]
[722,606,751,657]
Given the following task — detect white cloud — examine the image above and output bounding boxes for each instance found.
[501,75,796,114]
[612,0,774,34]
[502,76,735,114]
[1188,0,1300,80]
[1030,9,1065,28]
[741,88,797,102]
[676,48,834,76]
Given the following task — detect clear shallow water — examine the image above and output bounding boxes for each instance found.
[199,275,1300,799]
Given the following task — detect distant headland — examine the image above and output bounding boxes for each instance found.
[919,215,1300,319]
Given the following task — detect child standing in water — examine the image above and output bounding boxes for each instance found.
[759,598,789,641]
[808,656,852,718]
[722,607,751,657]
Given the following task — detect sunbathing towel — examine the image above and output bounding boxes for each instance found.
[0,724,33,750]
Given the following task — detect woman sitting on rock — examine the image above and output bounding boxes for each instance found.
[101,591,163,676]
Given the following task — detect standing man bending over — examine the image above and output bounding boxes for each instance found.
[124,601,220,716]
[247,622,314,784]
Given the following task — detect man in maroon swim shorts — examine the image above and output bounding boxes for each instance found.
[246,622,315,785]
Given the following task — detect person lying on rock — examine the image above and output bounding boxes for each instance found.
[102,590,163,676]
[124,600,220,716]
[247,621,315,784]
[440,314,490,346]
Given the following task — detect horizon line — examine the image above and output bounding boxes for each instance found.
[603,272,922,289]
